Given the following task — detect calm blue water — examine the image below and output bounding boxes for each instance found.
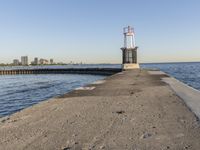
[0,74,106,117]
[141,62,200,90]
[0,62,200,117]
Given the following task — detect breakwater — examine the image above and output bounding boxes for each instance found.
[1,69,200,149]
[0,68,121,75]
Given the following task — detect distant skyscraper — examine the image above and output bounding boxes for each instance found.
[13,59,20,66]
[50,59,53,64]
[21,56,28,66]
[34,57,39,65]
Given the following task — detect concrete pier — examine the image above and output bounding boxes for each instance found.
[0,69,200,150]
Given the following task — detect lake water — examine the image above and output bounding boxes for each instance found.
[141,62,200,91]
[0,62,200,117]
[0,73,106,117]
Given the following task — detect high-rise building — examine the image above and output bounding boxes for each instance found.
[34,57,39,65]
[50,59,53,64]
[21,56,28,66]
[13,59,20,66]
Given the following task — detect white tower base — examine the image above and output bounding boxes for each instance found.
[122,63,140,70]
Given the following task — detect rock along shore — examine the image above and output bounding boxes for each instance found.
[0,69,200,150]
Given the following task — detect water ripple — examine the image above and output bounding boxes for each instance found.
[0,74,106,117]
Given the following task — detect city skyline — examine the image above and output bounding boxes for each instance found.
[11,56,56,66]
[0,0,200,63]
[0,55,86,66]
[5,55,85,65]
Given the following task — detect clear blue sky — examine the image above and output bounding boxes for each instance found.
[0,0,200,63]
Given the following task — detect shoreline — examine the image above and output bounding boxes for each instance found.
[1,69,200,149]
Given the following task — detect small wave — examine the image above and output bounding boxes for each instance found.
[34,81,50,85]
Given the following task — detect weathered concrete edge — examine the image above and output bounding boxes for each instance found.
[149,70,200,120]
[0,71,122,120]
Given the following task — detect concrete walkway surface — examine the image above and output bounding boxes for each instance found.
[0,69,200,150]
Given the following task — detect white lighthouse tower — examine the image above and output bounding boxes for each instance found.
[121,26,139,69]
